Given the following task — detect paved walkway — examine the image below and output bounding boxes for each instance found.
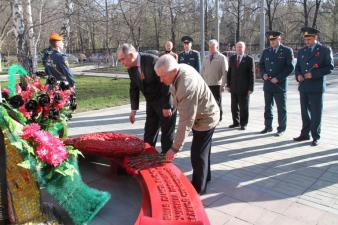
[67,71,338,225]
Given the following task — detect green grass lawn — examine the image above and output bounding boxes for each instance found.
[1,75,138,112]
[75,76,133,112]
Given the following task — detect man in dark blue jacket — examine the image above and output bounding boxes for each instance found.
[294,27,334,146]
[42,32,75,87]
[259,31,294,136]
[178,36,201,73]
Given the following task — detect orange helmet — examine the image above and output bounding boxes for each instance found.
[49,32,63,41]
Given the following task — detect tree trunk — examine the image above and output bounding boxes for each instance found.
[24,0,37,73]
[266,0,273,30]
[333,0,338,49]
[105,0,109,52]
[61,0,73,52]
[303,0,308,27]
[312,0,321,28]
[12,0,30,72]
[169,2,176,47]
[236,0,241,42]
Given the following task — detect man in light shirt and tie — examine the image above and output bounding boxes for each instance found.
[201,39,228,121]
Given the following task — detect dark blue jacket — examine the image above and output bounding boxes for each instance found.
[259,44,294,93]
[178,50,201,73]
[42,47,75,86]
[295,42,334,93]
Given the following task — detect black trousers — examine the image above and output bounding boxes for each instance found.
[191,127,215,194]
[0,129,8,224]
[144,100,177,153]
[264,91,287,132]
[300,92,323,140]
[209,85,223,121]
[231,93,250,127]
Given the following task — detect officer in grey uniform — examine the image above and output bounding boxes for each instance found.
[259,31,294,136]
[178,36,201,73]
[293,27,334,146]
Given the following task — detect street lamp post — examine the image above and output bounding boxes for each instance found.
[259,0,265,53]
[200,0,205,62]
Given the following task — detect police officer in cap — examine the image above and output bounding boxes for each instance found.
[259,31,294,136]
[294,27,334,146]
[42,32,75,87]
[178,36,201,73]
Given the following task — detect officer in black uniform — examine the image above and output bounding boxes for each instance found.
[259,31,294,136]
[294,27,334,146]
[42,32,75,87]
[178,36,201,73]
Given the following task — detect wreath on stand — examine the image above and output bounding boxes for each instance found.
[0,65,110,225]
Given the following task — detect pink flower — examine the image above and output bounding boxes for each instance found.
[21,124,69,166]
[21,123,41,139]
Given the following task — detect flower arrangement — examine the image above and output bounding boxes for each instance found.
[0,65,111,225]
[21,123,68,167]
[2,75,76,128]
[0,65,79,178]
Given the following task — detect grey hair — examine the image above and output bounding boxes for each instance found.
[209,39,219,47]
[154,54,179,73]
[117,43,137,55]
[236,41,246,48]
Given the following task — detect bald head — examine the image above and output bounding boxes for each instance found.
[165,41,173,51]
[235,41,246,55]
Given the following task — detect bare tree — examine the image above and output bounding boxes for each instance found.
[60,0,74,52]
[265,0,283,30]
[24,0,38,73]
[0,0,11,71]
[12,0,29,71]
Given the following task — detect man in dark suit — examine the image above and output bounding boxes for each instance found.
[294,27,334,146]
[117,43,177,153]
[227,41,255,130]
[259,31,294,136]
[178,36,201,73]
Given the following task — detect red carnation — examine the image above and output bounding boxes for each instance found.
[313,64,319,69]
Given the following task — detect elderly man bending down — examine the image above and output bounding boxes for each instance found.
[154,54,220,195]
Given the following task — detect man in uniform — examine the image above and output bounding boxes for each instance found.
[42,32,75,87]
[259,31,294,136]
[154,54,219,195]
[117,43,176,153]
[178,36,201,73]
[294,27,334,146]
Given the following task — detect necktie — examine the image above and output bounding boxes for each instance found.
[236,55,240,67]
[210,54,214,62]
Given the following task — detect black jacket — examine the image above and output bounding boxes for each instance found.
[128,53,173,110]
[227,54,255,94]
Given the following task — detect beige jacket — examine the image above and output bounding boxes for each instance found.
[170,64,220,151]
[201,51,228,86]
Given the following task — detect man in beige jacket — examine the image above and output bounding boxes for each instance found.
[154,54,220,194]
[201,39,228,121]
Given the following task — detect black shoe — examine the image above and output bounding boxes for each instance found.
[274,131,285,137]
[260,128,272,134]
[311,139,319,146]
[293,135,310,142]
[229,124,240,128]
[240,126,246,130]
